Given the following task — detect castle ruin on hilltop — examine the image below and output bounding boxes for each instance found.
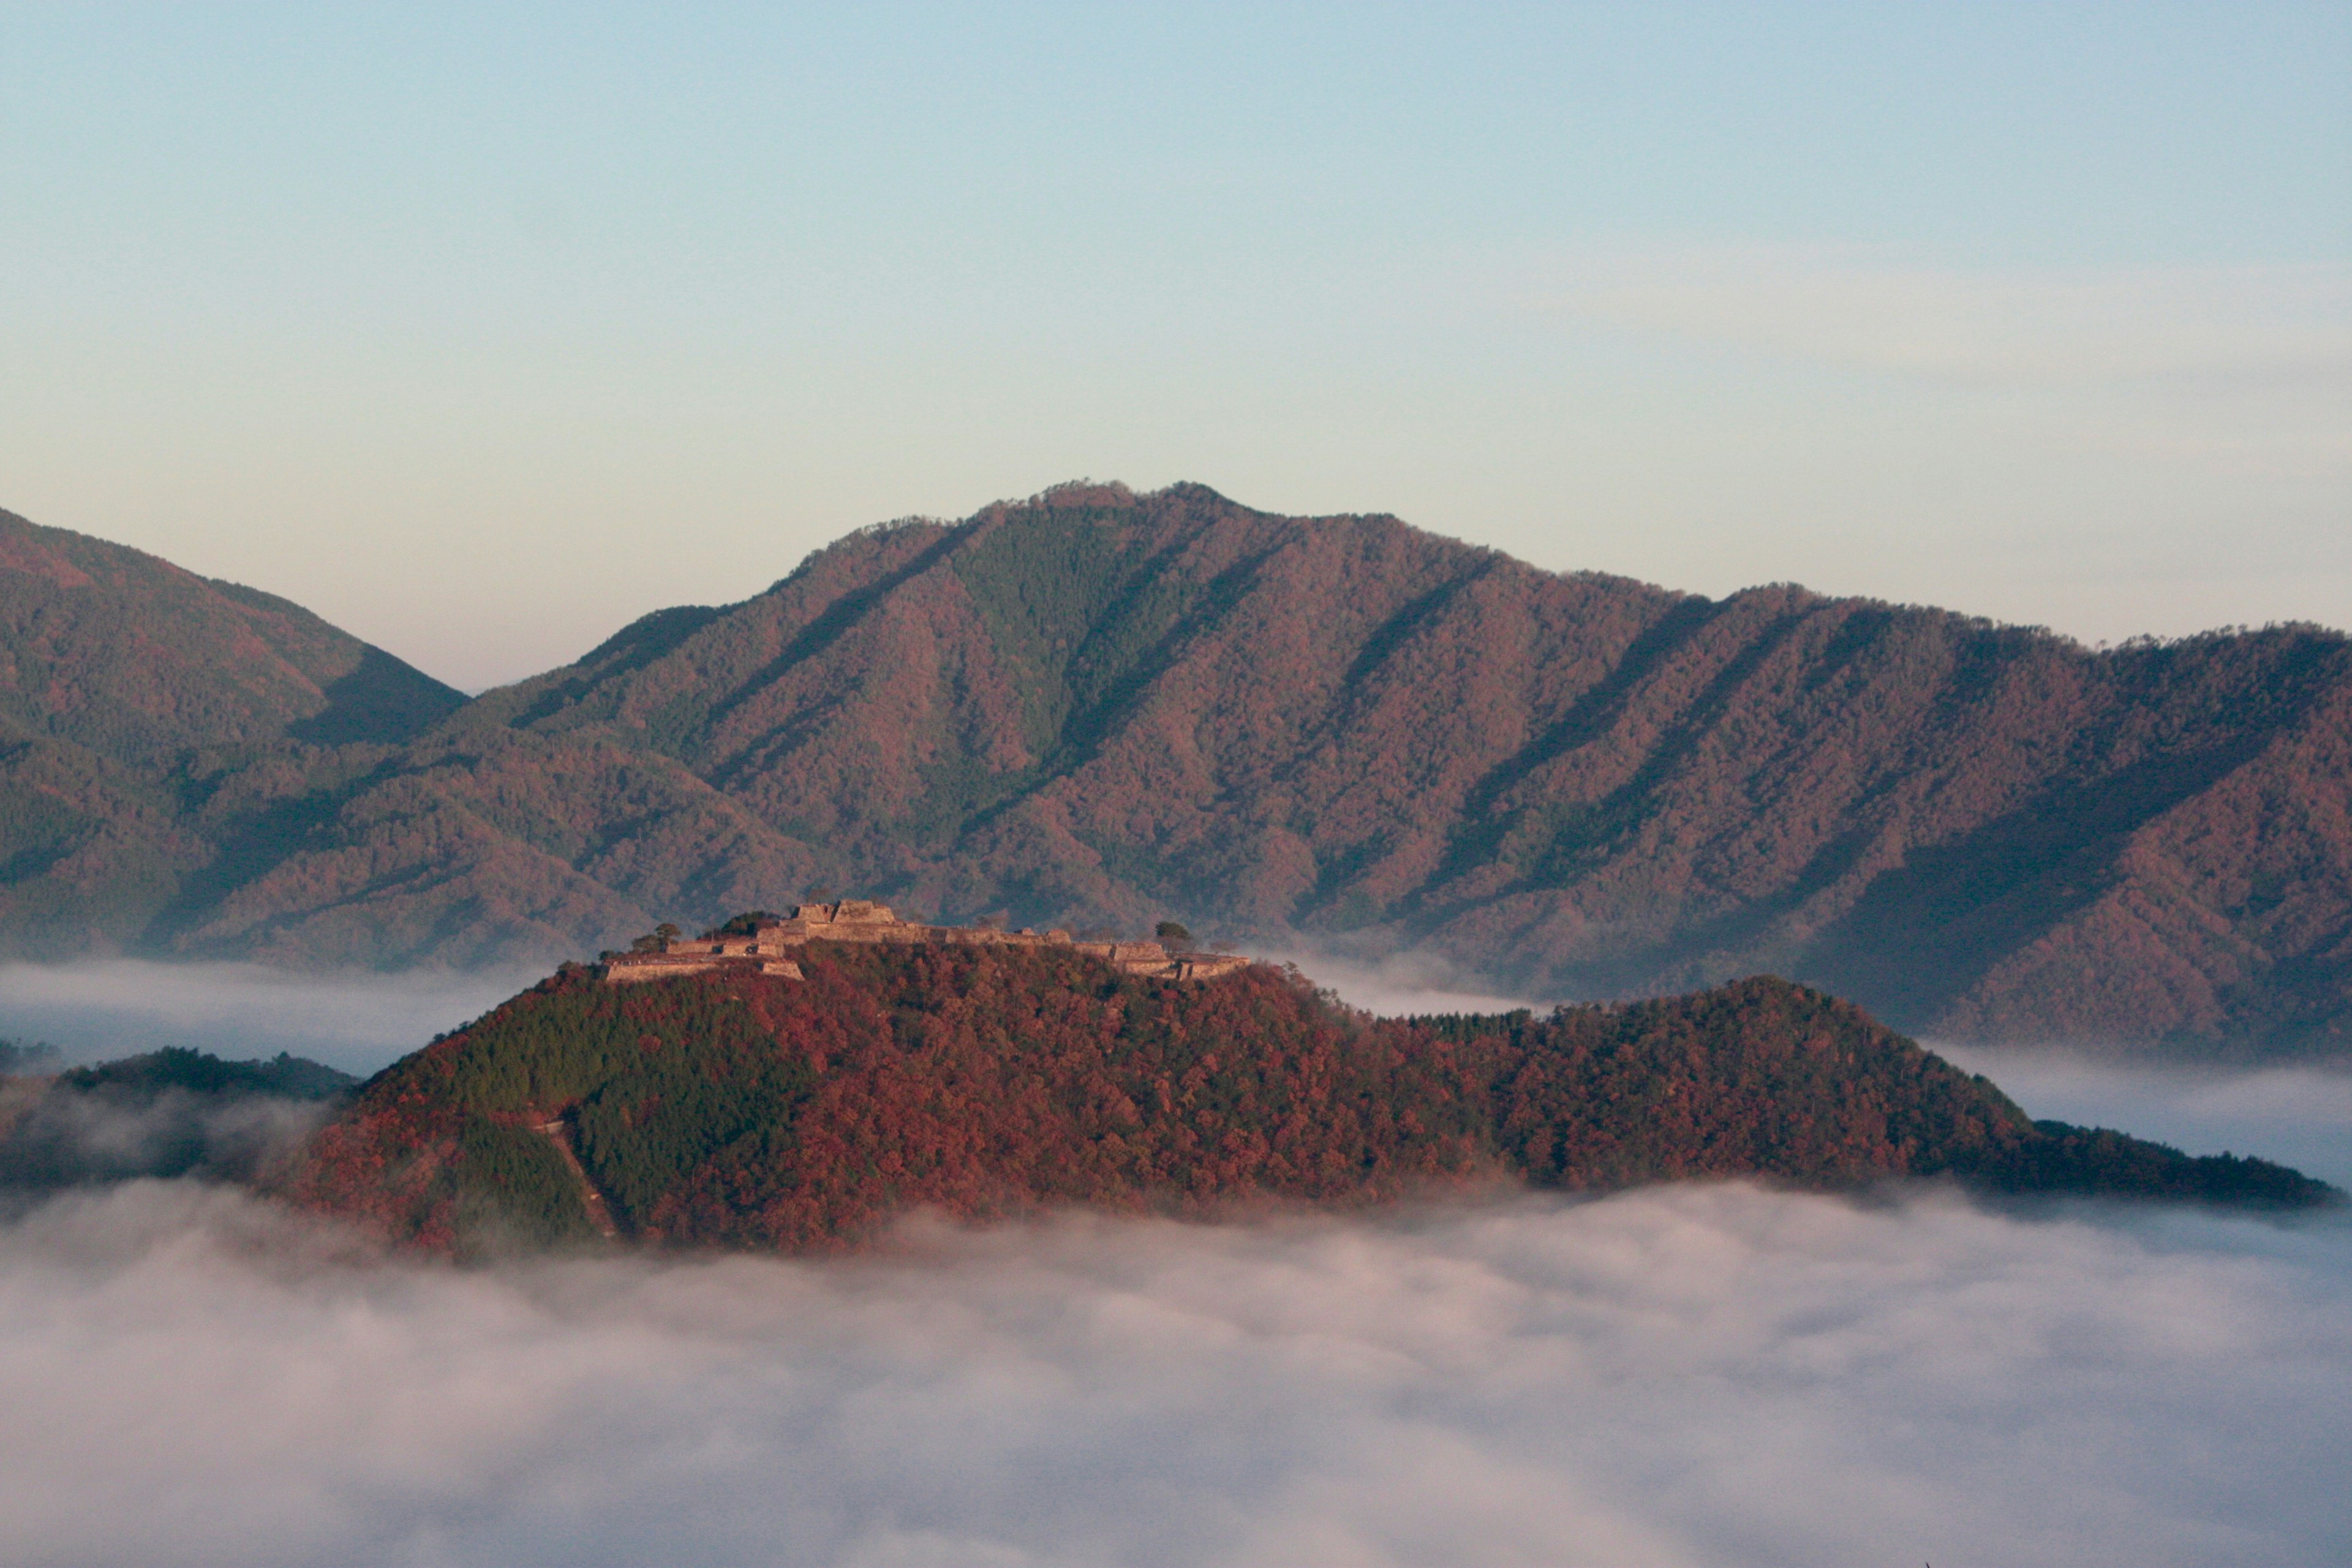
[601,900,1251,986]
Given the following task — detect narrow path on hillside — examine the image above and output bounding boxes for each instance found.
[535,1116,622,1239]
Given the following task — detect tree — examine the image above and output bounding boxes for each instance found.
[0,1037,61,1076]
[1155,921,1193,949]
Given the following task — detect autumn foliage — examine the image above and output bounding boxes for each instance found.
[8,489,2350,1057]
[275,945,2335,1257]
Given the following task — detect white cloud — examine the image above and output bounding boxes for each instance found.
[4,973,2348,1564]
[0,1183,2345,1567]
[1256,946,1544,1019]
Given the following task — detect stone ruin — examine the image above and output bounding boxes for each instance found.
[601,900,1250,986]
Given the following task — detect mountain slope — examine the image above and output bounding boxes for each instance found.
[2,486,2346,1058]
[275,950,2335,1256]
[0,508,461,764]
[0,508,466,956]
[437,483,2352,1054]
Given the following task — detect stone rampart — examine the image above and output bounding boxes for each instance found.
[600,902,1242,986]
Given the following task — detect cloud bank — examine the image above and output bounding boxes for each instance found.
[0,960,543,1075]
[1940,1045,2352,1193]
[0,1182,2345,1568]
[3,959,2346,1565]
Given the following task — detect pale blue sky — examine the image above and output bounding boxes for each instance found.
[5,3,2346,688]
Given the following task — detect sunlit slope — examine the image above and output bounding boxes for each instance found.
[4,485,2348,1057]
[468,484,2352,1054]
[275,949,2336,1256]
[0,508,464,957]
[451,483,2352,1053]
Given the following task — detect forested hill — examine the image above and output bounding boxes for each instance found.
[274,948,2337,1256]
[4,485,2349,1060]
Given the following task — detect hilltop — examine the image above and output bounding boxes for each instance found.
[274,937,2336,1256]
[4,485,2349,1058]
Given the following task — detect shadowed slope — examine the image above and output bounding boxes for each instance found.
[0,509,461,766]
[425,482,2350,1056]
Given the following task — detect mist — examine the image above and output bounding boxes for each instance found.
[2,957,2347,1565]
[1,1180,2344,1568]
[1254,947,1537,1020]
[0,1086,333,1197]
[0,960,543,1075]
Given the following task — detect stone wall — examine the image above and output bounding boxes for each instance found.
[602,901,1240,986]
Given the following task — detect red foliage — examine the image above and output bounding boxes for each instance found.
[278,947,2031,1256]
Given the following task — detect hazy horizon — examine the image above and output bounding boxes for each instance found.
[4,5,2344,690]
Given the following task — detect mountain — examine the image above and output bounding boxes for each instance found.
[0,507,466,956]
[3,486,2348,1058]
[274,946,2336,1256]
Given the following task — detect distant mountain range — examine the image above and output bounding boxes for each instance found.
[4,485,2347,1060]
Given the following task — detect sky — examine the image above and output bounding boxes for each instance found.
[3,3,2346,691]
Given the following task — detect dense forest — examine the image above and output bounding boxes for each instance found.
[276,945,2337,1257]
[6,489,2349,1058]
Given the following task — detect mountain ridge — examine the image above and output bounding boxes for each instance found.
[2,486,2346,1060]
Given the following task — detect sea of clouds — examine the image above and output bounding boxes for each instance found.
[3,1180,2345,1567]
[0,959,2346,1567]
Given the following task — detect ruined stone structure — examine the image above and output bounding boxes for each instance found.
[601,901,1251,986]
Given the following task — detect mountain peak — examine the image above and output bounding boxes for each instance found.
[4,493,2347,1058]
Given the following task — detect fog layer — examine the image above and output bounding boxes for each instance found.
[1,1183,2345,1568]
[1939,1045,2352,1192]
[0,961,542,1074]
[4,960,2350,1564]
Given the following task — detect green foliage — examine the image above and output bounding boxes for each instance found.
[3,1046,354,1188]
[1958,1119,2340,1208]
[571,1023,818,1224]
[453,1118,601,1251]
[0,1036,61,1076]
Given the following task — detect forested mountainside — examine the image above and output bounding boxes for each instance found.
[0,508,462,764]
[0,508,465,954]
[3,485,2348,1059]
[275,947,2335,1257]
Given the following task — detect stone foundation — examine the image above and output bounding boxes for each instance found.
[601,902,1243,986]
